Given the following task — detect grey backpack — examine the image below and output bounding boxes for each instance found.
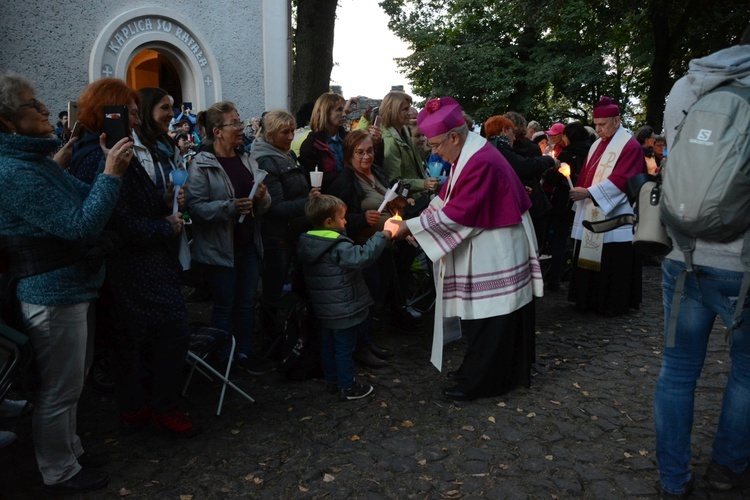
[660,84,750,347]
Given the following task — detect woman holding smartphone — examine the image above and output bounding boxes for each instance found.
[69,79,200,439]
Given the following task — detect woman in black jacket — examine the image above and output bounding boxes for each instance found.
[253,110,319,307]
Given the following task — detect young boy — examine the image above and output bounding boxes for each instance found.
[297,195,392,401]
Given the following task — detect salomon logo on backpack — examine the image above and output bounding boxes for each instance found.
[660,84,750,347]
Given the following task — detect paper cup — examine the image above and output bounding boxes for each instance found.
[310,170,323,188]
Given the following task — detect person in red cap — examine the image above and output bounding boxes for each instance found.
[386,97,543,401]
[545,122,565,157]
[567,96,646,316]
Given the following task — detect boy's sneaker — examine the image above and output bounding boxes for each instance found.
[339,381,373,401]
[705,460,750,491]
[151,409,202,438]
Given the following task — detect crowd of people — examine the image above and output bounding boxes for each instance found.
[1,24,749,496]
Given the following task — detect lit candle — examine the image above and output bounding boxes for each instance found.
[559,162,574,189]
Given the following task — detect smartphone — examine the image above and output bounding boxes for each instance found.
[67,101,79,128]
[103,105,130,149]
[69,121,82,139]
[182,102,192,112]
[373,115,382,127]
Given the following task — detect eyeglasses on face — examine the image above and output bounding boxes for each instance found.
[427,133,452,151]
[354,148,375,158]
[219,121,245,130]
[18,98,48,114]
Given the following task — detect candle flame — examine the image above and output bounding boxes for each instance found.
[389,214,402,222]
[559,162,571,178]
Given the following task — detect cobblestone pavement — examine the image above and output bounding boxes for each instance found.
[3,265,750,499]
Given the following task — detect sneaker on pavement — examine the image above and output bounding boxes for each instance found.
[339,381,374,401]
[656,473,695,499]
[44,467,109,495]
[705,460,750,491]
[151,409,202,438]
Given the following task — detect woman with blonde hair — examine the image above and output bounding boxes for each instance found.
[186,102,271,375]
[253,109,319,308]
[298,92,347,190]
[379,91,438,196]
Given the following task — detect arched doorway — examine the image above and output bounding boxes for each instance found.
[89,8,222,111]
[127,49,183,106]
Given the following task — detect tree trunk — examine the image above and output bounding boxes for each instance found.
[292,0,338,114]
[646,1,672,130]
[646,0,699,131]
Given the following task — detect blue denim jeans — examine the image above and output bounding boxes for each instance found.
[321,323,361,390]
[204,246,261,359]
[655,258,750,494]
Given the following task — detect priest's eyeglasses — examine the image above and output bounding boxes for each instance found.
[428,132,453,152]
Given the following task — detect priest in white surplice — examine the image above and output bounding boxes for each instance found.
[387,97,543,401]
[567,96,646,316]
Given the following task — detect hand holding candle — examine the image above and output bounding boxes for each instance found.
[377,182,400,213]
[558,162,574,189]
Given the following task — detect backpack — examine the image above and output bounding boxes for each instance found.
[660,84,750,347]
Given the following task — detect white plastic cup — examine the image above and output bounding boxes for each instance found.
[310,170,323,188]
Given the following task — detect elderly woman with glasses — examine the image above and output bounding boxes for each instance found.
[69,79,200,439]
[0,72,131,494]
[185,102,271,375]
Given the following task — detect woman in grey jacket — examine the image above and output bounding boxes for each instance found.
[186,102,271,374]
[251,110,319,307]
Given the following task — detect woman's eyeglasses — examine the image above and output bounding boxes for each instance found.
[220,121,245,130]
[354,149,374,158]
[18,98,48,114]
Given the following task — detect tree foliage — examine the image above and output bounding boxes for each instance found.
[379,0,750,129]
